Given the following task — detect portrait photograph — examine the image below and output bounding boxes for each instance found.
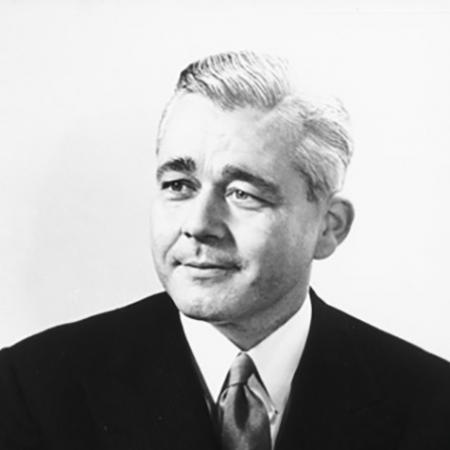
[1,1,449,449]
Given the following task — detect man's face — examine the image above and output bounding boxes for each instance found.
[151,94,325,329]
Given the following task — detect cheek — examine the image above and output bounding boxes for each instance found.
[231,213,292,266]
[232,211,317,272]
[150,202,180,260]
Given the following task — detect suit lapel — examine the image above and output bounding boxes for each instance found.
[81,294,219,450]
[78,290,402,450]
[148,304,220,450]
[275,290,384,450]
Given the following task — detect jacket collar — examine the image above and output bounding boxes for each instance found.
[82,292,219,450]
[81,290,391,450]
[275,288,388,450]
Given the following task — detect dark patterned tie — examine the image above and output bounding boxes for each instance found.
[217,352,271,450]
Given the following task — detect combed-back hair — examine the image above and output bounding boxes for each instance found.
[157,50,353,201]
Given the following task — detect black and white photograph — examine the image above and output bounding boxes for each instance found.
[1,1,450,449]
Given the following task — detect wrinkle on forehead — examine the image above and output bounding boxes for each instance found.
[158,93,304,188]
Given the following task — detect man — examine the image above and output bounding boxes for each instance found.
[0,51,449,450]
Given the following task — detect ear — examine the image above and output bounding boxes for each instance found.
[313,196,354,260]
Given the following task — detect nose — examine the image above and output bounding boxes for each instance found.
[181,190,228,242]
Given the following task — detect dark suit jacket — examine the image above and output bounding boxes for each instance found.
[1,290,449,450]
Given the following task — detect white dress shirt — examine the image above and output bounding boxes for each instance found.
[180,292,312,447]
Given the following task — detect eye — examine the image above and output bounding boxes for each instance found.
[160,179,196,199]
[162,180,185,192]
[226,188,265,209]
[232,189,251,200]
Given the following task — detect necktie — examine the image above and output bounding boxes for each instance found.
[217,352,271,450]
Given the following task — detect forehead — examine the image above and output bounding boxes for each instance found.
[157,94,312,202]
[159,93,296,167]
[160,94,263,150]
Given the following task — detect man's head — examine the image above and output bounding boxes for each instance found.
[150,51,354,347]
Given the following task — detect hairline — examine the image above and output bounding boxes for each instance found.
[156,51,352,201]
[158,91,333,202]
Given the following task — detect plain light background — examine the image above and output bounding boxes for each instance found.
[1,1,449,360]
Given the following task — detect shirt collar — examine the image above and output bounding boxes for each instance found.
[180,292,312,414]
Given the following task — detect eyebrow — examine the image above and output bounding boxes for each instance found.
[156,157,196,181]
[221,164,281,200]
[156,158,282,201]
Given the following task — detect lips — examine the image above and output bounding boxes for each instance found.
[173,260,238,280]
[172,255,241,273]
[181,260,239,270]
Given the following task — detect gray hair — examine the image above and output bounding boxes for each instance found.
[157,51,353,201]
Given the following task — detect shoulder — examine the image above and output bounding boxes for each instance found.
[299,290,450,449]
[310,289,450,393]
[0,293,181,448]
[0,291,176,379]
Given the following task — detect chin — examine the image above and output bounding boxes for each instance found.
[167,282,240,323]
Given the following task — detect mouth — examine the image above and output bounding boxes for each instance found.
[184,262,235,270]
[175,259,240,277]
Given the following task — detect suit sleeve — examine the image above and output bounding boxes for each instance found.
[0,348,43,450]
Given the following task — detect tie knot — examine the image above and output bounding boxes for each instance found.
[227,352,256,387]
